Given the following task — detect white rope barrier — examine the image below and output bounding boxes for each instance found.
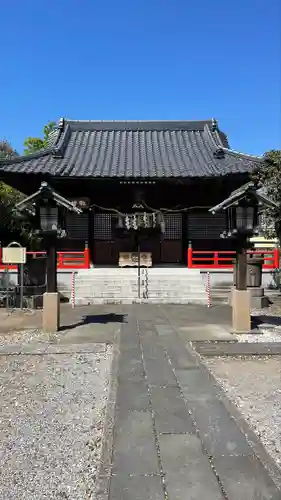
[71,271,75,308]
[206,271,211,308]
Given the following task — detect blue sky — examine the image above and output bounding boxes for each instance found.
[1,0,280,155]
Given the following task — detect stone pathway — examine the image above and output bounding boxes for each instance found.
[98,305,281,500]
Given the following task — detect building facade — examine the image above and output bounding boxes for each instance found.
[0,118,263,266]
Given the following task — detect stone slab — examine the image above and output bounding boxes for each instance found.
[141,338,167,360]
[119,336,139,350]
[159,434,225,500]
[112,411,160,475]
[160,335,199,369]
[150,386,195,434]
[176,368,217,399]
[118,344,142,360]
[46,343,106,354]
[178,324,236,342]
[109,474,164,500]
[213,455,280,500]
[155,324,175,336]
[58,324,117,344]
[115,380,150,411]
[0,344,28,355]
[18,343,49,354]
[118,357,145,381]
[194,341,281,356]
[144,357,178,387]
[187,395,253,457]
[138,327,159,341]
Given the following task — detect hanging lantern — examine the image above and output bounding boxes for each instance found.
[226,199,258,237]
[39,206,58,232]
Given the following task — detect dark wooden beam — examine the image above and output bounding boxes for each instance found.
[236,245,247,291]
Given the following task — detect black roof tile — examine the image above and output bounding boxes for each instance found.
[0,119,263,179]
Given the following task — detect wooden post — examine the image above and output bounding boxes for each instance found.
[214,251,219,267]
[46,237,57,293]
[43,234,60,332]
[274,247,280,269]
[236,245,247,291]
[84,241,90,268]
[187,243,193,268]
[232,239,251,332]
[137,232,141,299]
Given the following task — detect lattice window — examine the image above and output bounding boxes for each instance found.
[164,214,182,240]
[94,213,113,240]
[65,212,88,239]
[188,211,226,239]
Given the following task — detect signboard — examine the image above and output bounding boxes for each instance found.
[2,247,27,264]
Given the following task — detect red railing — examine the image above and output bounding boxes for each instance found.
[187,248,280,270]
[0,248,90,270]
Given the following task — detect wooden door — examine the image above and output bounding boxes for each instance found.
[160,214,183,264]
[93,213,117,265]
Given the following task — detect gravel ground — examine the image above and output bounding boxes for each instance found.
[0,328,60,346]
[0,346,113,500]
[204,356,281,469]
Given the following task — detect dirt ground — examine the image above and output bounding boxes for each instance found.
[0,308,42,333]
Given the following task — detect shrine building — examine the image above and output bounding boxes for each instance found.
[0,118,263,267]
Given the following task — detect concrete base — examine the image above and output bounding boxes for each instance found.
[232,289,251,333]
[43,292,60,332]
[229,287,269,309]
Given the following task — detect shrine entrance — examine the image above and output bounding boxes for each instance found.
[92,212,184,267]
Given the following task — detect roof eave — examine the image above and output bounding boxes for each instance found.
[15,182,83,214]
[209,182,278,214]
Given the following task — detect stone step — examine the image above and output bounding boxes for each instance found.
[72,268,207,304]
[74,297,208,305]
[148,281,206,290]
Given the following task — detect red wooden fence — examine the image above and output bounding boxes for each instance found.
[1,246,279,270]
[187,248,280,270]
[0,248,90,270]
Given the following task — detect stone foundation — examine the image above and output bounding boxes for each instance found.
[42,292,60,332]
[229,287,269,309]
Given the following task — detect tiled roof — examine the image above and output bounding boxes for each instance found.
[0,119,264,179]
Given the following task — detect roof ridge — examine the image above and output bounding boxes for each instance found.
[61,119,217,133]
[64,118,215,124]
[203,123,222,148]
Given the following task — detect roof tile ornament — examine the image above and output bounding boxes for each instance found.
[211,118,218,131]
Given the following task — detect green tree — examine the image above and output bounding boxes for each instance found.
[254,150,281,239]
[0,139,21,208]
[0,139,25,240]
[23,120,56,155]
[0,139,14,159]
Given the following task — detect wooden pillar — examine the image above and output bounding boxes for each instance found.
[182,212,188,264]
[46,237,57,293]
[88,208,94,266]
[236,245,247,291]
[232,239,251,332]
